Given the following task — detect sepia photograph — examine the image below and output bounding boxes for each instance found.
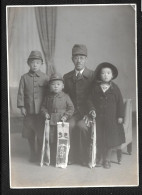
[7,4,138,188]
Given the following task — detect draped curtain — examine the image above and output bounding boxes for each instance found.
[35,7,57,77]
[7,7,17,48]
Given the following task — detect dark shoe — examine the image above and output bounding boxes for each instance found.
[82,162,87,167]
[68,160,74,165]
[44,162,50,166]
[103,161,111,169]
[95,162,102,167]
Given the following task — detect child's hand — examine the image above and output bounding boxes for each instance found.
[118,117,123,124]
[45,113,50,119]
[89,110,96,119]
[20,107,27,116]
[61,116,67,122]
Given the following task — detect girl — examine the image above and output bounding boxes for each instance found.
[88,62,125,169]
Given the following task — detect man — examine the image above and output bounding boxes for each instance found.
[63,44,95,166]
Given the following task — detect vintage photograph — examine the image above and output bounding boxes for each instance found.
[7,4,138,188]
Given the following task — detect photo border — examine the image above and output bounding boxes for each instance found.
[2,0,142,194]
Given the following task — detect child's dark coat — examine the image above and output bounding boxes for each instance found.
[87,82,125,148]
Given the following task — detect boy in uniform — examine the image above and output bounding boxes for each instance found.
[17,50,49,162]
[41,73,74,165]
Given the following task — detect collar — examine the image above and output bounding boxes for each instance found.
[82,67,92,78]
[48,91,64,98]
[95,81,114,93]
[97,80,112,86]
[65,67,91,80]
[28,70,41,77]
[75,68,85,76]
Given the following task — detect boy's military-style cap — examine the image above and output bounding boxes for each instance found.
[49,73,64,83]
[95,62,118,80]
[72,44,87,56]
[27,50,43,63]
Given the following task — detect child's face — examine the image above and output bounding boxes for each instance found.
[50,80,64,93]
[100,67,113,82]
[28,59,42,72]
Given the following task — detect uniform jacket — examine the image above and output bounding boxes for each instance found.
[63,67,95,116]
[17,70,48,114]
[41,91,74,125]
[87,81,125,148]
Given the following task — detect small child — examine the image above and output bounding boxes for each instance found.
[17,50,48,163]
[41,73,74,165]
[88,62,125,169]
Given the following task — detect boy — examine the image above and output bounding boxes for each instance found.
[41,73,74,165]
[17,50,48,163]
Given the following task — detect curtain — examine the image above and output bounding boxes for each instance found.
[8,7,45,116]
[35,7,57,77]
[7,7,17,48]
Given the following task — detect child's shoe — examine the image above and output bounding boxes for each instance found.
[95,161,102,167]
[103,161,111,169]
[44,162,50,166]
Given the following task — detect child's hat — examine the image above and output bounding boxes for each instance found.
[95,62,118,80]
[72,44,87,56]
[27,50,43,63]
[49,73,64,83]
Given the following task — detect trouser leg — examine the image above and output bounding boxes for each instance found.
[68,114,80,163]
[36,115,45,162]
[103,147,112,163]
[28,136,36,162]
[77,119,90,164]
[50,126,57,165]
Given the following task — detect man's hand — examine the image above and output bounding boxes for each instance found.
[20,107,27,116]
[45,113,50,119]
[83,115,91,127]
[118,117,123,124]
[89,110,96,119]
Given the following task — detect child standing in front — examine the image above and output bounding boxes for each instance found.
[88,62,125,169]
[41,73,74,165]
[17,50,48,163]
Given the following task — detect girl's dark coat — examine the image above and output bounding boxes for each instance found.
[87,82,125,148]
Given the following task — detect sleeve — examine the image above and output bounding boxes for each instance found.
[87,89,96,113]
[63,95,74,120]
[17,76,25,108]
[63,75,68,94]
[40,97,49,116]
[116,85,124,118]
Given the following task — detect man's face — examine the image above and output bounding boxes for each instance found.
[72,55,87,71]
[28,59,42,72]
[50,80,64,94]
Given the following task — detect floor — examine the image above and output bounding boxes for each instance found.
[10,119,138,188]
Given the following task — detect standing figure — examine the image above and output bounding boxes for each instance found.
[88,62,125,169]
[17,50,49,163]
[63,44,95,165]
[41,74,74,165]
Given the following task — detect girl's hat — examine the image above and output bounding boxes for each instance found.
[94,62,118,80]
[49,73,64,83]
[27,50,43,63]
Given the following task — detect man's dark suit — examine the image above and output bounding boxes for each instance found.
[63,67,95,163]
